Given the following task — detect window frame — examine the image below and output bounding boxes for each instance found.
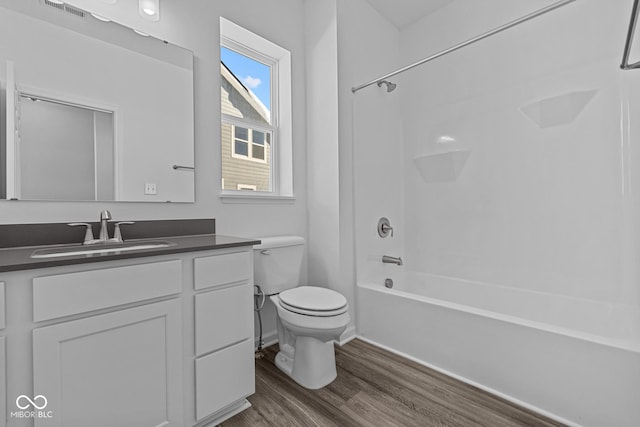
[220,18,293,201]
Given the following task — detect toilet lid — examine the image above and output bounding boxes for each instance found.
[279,286,347,316]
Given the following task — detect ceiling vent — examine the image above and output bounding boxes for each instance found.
[42,0,86,19]
[43,0,64,11]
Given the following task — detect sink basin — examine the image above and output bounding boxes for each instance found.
[30,240,175,259]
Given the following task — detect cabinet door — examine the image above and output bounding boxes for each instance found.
[33,299,182,427]
[0,337,5,427]
[0,282,5,330]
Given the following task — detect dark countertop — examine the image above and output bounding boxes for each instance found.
[0,234,261,273]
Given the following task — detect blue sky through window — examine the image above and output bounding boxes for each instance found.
[221,46,271,112]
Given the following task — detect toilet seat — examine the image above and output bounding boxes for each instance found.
[279,286,348,317]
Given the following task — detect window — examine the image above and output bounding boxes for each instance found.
[231,126,270,163]
[237,184,257,191]
[220,18,292,199]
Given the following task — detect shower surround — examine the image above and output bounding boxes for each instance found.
[352,0,640,425]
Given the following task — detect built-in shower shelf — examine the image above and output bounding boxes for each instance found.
[520,89,598,128]
[413,149,470,183]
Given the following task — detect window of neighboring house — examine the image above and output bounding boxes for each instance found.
[231,126,270,163]
[237,184,257,191]
[220,18,293,199]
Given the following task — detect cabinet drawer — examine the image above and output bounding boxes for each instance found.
[194,251,251,290]
[195,339,254,420]
[195,284,252,356]
[0,282,4,330]
[33,260,182,322]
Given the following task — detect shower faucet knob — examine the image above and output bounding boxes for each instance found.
[378,217,393,238]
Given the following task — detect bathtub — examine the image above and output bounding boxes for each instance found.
[356,272,640,427]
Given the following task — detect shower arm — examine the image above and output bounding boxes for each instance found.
[621,0,640,69]
[351,0,576,93]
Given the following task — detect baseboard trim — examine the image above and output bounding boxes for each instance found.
[257,326,356,349]
[355,335,580,427]
[196,399,251,427]
[336,325,357,346]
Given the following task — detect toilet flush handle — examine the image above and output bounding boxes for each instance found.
[260,249,271,255]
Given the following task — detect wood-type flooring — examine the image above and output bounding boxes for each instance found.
[221,339,566,427]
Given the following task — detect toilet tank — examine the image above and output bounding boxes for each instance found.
[253,236,305,295]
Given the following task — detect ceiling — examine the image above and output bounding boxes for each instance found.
[364,0,454,29]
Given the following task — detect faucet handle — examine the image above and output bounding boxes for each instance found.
[378,217,394,238]
[68,222,95,245]
[112,221,135,242]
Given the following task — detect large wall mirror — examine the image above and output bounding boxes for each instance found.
[0,0,195,202]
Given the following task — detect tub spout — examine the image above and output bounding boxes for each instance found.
[382,255,403,266]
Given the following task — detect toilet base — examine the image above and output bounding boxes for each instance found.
[275,337,337,390]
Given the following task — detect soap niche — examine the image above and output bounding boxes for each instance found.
[520,89,598,129]
[413,149,471,183]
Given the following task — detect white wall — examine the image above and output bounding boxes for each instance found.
[398,0,640,306]
[304,0,345,324]
[301,0,406,342]
[95,111,116,201]
[336,0,404,296]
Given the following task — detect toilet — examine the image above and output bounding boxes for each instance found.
[254,236,350,389]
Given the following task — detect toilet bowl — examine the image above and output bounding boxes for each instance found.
[253,237,350,389]
[270,287,350,389]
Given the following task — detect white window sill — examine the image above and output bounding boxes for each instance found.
[220,192,296,204]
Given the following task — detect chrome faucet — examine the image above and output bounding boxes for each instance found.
[68,211,135,245]
[99,210,112,242]
[382,255,403,266]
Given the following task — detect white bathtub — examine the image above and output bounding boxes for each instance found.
[356,272,640,427]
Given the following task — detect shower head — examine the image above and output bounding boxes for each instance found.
[377,80,397,93]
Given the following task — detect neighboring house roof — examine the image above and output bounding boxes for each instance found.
[220,61,270,124]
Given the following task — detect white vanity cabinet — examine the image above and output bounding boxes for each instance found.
[0,243,256,427]
[31,260,183,427]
